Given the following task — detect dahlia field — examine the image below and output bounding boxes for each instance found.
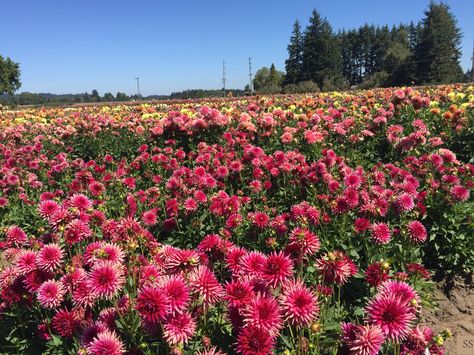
[0,85,473,354]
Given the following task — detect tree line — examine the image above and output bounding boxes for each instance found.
[0,89,249,107]
[254,1,472,94]
[0,90,143,106]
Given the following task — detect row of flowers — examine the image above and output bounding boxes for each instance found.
[0,85,473,354]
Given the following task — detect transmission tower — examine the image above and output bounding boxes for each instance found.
[222,60,226,97]
[135,77,141,99]
[248,57,254,95]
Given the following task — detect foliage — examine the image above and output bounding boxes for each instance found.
[284,20,304,85]
[0,55,21,95]
[413,1,464,85]
[301,10,342,88]
[253,65,285,93]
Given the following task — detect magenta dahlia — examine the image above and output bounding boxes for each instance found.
[235,326,275,355]
[37,279,65,309]
[280,280,319,327]
[365,294,415,342]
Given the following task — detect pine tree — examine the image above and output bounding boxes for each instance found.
[301,9,342,88]
[269,63,280,86]
[284,20,304,85]
[414,1,464,84]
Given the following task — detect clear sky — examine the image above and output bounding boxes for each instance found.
[1,0,473,95]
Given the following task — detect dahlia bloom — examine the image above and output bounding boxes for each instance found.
[37,279,65,309]
[225,280,254,308]
[16,250,37,275]
[188,265,224,306]
[159,275,190,315]
[315,251,358,285]
[370,223,391,244]
[365,294,415,341]
[341,322,385,355]
[136,285,170,324]
[286,227,320,258]
[52,308,80,338]
[407,221,427,243]
[86,329,125,355]
[280,280,319,327]
[37,243,64,272]
[450,185,469,202]
[87,261,125,300]
[163,312,196,345]
[235,326,275,355]
[242,293,282,336]
[262,251,293,288]
[238,251,266,278]
[364,262,389,287]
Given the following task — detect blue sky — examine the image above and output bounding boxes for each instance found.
[1,0,473,95]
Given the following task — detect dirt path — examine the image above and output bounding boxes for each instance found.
[421,276,474,354]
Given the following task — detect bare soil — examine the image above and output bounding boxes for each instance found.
[421,275,474,354]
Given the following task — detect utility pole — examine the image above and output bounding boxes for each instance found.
[471,39,474,82]
[222,60,226,97]
[248,57,254,95]
[135,77,141,100]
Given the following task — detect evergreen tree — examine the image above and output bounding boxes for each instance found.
[284,20,304,85]
[269,63,280,86]
[91,89,101,102]
[414,1,464,84]
[301,9,342,88]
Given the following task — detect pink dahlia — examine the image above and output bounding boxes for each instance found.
[52,308,79,338]
[163,312,196,345]
[378,280,418,306]
[280,280,319,327]
[341,322,385,355]
[196,346,226,355]
[86,329,125,355]
[16,250,37,275]
[370,223,391,244]
[251,212,270,228]
[69,193,92,211]
[235,326,275,355]
[225,280,254,308]
[159,275,190,315]
[286,227,320,258]
[6,226,28,247]
[136,285,170,323]
[364,262,389,287]
[238,251,266,278]
[37,280,65,309]
[38,200,61,219]
[354,218,371,233]
[365,294,415,341]
[225,246,247,275]
[242,293,282,336]
[37,243,64,272]
[396,193,415,212]
[188,265,224,306]
[450,185,469,202]
[407,221,427,243]
[87,261,125,300]
[142,209,158,226]
[262,251,293,288]
[344,173,363,189]
[315,251,358,285]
